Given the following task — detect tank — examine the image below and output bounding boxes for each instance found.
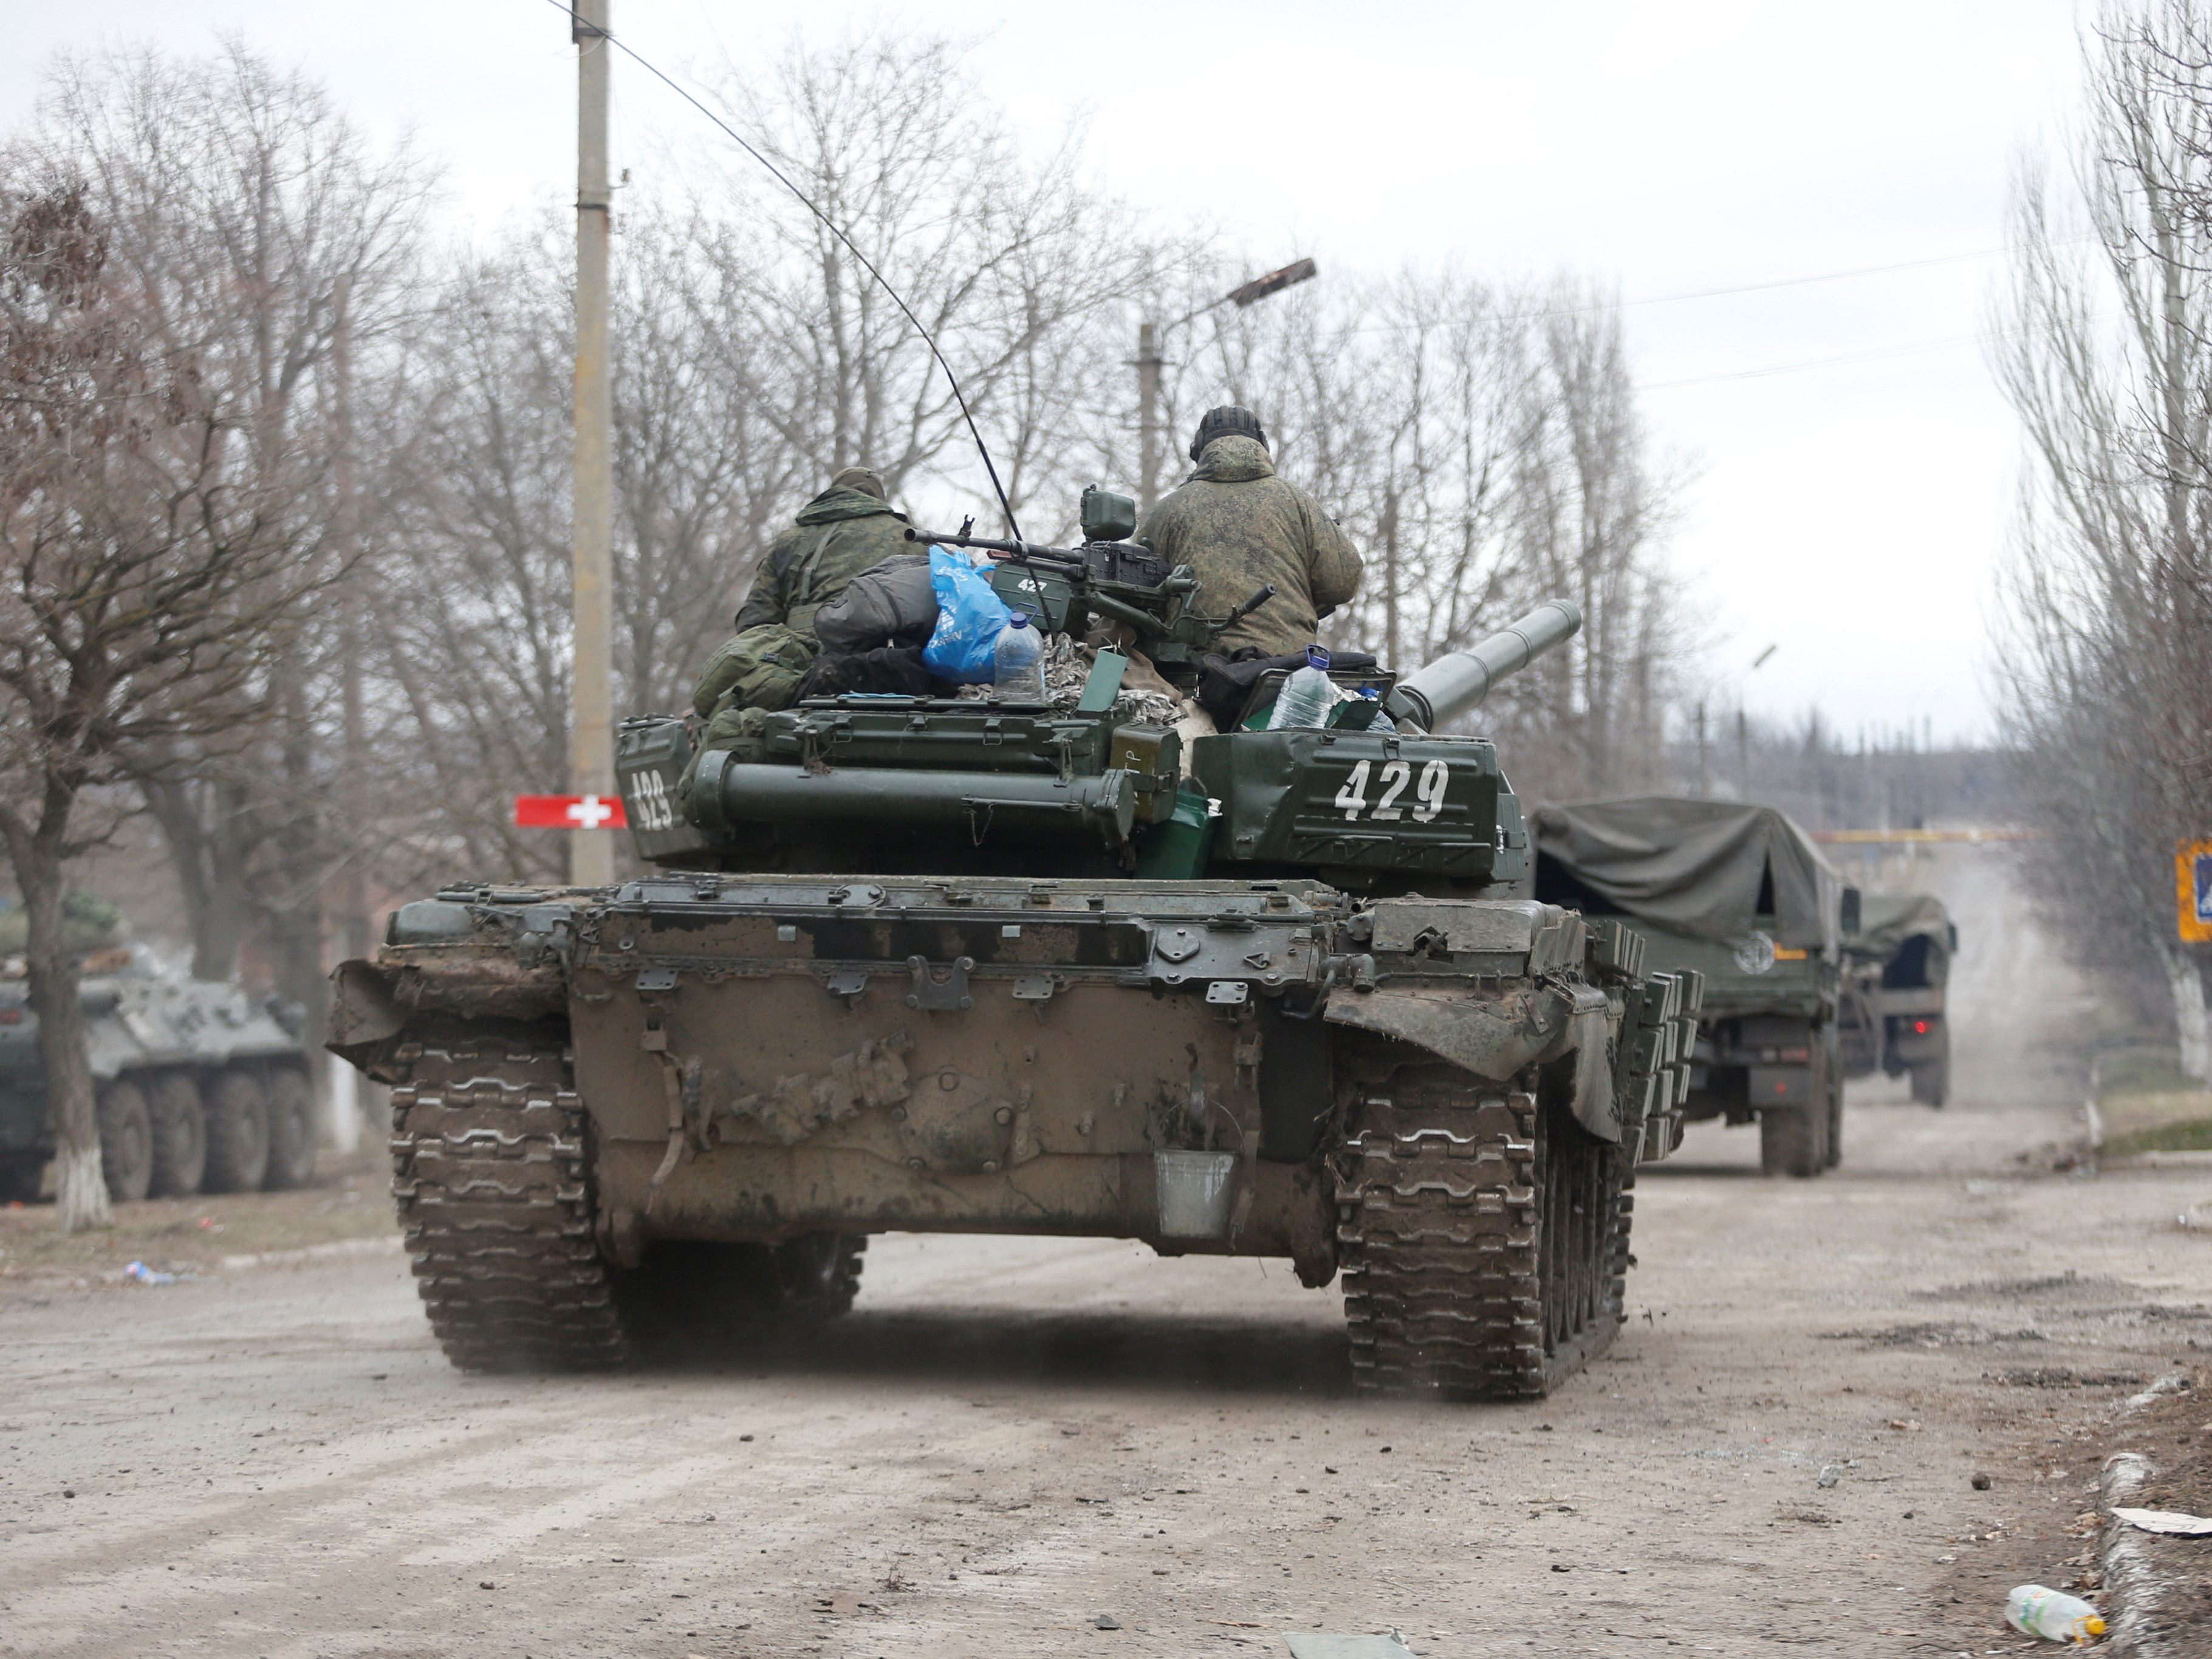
[0,948,317,1204]
[328,496,1696,1398]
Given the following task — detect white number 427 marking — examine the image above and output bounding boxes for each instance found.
[1334,758,1450,823]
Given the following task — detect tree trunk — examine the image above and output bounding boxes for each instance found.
[2161,939,2211,1082]
[142,777,253,982]
[19,857,106,1231]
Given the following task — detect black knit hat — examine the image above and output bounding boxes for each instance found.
[1190,405,1267,462]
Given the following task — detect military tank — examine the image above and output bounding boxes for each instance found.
[327,490,1697,1397]
[0,948,317,1204]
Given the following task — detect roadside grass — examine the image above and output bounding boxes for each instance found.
[0,1150,393,1286]
[2096,1041,2212,1158]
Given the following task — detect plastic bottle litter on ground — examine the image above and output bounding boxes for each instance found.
[2004,1584,2106,1643]
[1267,646,1334,729]
[991,612,1044,701]
[123,1260,176,1287]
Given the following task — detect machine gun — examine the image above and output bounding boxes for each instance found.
[905,487,1273,679]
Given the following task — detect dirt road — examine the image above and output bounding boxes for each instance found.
[4,847,2208,1658]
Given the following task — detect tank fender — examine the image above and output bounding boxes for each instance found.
[1321,985,1566,1084]
[1549,983,1621,1142]
[325,959,408,1075]
[1322,981,1620,1141]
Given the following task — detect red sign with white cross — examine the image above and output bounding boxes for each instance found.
[513,794,628,830]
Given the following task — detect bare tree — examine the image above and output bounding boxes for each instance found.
[1994,0,2212,1076]
[0,179,328,1228]
[22,42,433,1013]
[690,31,1176,535]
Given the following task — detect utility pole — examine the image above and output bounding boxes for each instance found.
[1136,320,1162,513]
[570,0,616,888]
[1694,699,1708,797]
[330,277,366,1154]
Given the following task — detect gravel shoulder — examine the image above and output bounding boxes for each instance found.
[1,848,2207,1658]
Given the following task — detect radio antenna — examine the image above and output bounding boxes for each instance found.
[551,1,1024,539]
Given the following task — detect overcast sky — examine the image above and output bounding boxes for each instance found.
[2,1,2092,744]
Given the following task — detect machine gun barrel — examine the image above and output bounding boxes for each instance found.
[1384,600,1583,731]
[904,525,1080,564]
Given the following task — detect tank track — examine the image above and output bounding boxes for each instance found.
[1338,1062,1630,1400]
[388,1029,628,1373]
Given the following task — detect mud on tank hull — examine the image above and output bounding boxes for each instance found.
[330,875,1699,1399]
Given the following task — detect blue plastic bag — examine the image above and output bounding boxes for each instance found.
[922,547,1014,685]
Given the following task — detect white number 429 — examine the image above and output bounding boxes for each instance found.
[1334,758,1449,823]
[630,769,677,832]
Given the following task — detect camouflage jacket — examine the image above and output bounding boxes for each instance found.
[1136,436,1362,657]
[731,487,913,638]
[695,487,914,718]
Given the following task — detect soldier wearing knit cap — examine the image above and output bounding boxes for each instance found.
[1137,406,1363,657]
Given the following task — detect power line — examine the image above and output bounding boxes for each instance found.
[538,0,1022,538]
[1338,240,2092,341]
[1532,245,2037,319]
[1638,330,1990,391]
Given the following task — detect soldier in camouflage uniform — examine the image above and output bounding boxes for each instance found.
[692,466,912,723]
[1137,406,1362,657]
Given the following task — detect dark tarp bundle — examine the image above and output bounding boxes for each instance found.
[1529,797,1843,952]
[1847,892,1951,959]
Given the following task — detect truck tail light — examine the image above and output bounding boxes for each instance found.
[1779,1046,1811,1062]
[1912,1020,1929,1035]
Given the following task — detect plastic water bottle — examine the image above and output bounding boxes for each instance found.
[1266,646,1334,730]
[992,612,1045,701]
[2005,1585,2105,1643]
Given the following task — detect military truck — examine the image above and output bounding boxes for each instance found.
[1838,892,1956,1106]
[329,490,1700,1398]
[0,948,317,1204]
[1530,798,1854,1178]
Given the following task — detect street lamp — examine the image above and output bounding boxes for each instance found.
[1135,258,1318,512]
[1693,643,1778,798]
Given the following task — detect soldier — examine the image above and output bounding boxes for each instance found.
[1137,405,1362,657]
[692,465,911,719]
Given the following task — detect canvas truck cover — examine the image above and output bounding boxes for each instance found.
[1847,892,1953,974]
[1529,797,1843,953]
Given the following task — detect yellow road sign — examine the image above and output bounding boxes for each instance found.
[2181,840,2212,944]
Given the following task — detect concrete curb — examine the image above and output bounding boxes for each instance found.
[2102,1451,2175,1656]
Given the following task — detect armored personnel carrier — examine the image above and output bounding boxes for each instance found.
[329,490,1696,1398]
[0,948,316,1203]
[1532,798,1854,1178]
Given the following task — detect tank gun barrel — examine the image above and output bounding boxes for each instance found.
[1384,600,1583,731]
